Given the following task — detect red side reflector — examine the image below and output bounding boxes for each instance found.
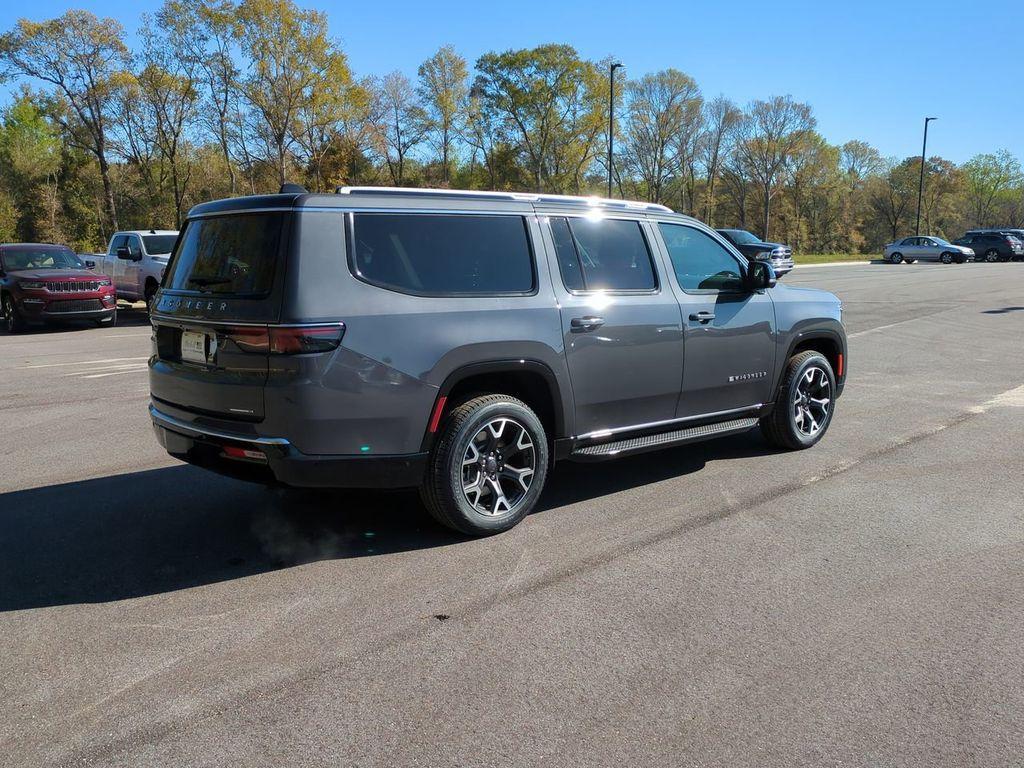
[837,353,844,378]
[428,395,448,433]
[222,445,267,462]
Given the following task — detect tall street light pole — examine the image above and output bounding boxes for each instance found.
[608,62,623,198]
[915,117,937,235]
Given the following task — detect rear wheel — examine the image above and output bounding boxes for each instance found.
[761,351,836,450]
[2,294,26,333]
[984,249,999,263]
[420,394,549,536]
[888,252,903,264]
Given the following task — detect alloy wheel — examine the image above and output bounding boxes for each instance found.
[461,417,535,516]
[793,366,832,438]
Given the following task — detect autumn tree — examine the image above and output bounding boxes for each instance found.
[369,71,428,186]
[236,0,353,187]
[619,69,701,205]
[0,10,129,231]
[417,45,468,184]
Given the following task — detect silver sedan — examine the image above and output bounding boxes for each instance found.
[884,236,974,264]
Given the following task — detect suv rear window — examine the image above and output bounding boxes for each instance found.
[164,213,283,296]
[350,213,535,296]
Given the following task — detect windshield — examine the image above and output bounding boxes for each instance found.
[2,246,83,271]
[164,213,283,296]
[723,230,761,245]
[142,235,178,255]
[930,237,952,246]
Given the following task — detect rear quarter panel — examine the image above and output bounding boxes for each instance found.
[271,209,570,456]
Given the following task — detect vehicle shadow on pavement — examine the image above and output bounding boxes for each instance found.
[0,433,774,612]
[0,306,152,336]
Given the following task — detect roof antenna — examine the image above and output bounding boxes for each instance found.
[280,182,307,194]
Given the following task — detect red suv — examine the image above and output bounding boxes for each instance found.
[0,243,118,332]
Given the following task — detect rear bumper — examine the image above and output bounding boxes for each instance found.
[150,404,428,489]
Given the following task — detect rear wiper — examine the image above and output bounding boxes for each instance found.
[188,276,232,290]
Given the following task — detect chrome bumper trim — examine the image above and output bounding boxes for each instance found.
[149,404,291,446]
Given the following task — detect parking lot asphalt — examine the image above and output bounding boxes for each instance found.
[2,262,1023,767]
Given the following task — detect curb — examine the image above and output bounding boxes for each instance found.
[792,261,873,269]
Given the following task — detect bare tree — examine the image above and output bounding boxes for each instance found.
[734,95,815,239]
[369,71,427,186]
[700,95,742,225]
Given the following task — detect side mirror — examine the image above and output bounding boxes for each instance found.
[745,260,776,291]
[115,246,132,260]
[83,259,96,269]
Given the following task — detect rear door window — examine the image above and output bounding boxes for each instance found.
[549,216,657,292]
[164,213,284,296]
[350,213,535,296]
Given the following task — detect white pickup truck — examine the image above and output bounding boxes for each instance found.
[85,230,178,306]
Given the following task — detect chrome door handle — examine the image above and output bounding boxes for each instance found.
[689,311,715,323]
[570,316,605,331]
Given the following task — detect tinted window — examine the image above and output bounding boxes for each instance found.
[659,223,744,292]
[165,213,283,296]
[143,235,178,255]
[126,235,143,258]
[1,246,82,271]
[901,237,917,246]
[352,214,534,296]
[550,217,656,292]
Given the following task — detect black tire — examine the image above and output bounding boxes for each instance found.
[889,252,903,264]
[984,249,999,263]
[96,310,117,327]
[420,394,549,536]
[760,351,837,451]
[955,254,966,264]
[2,294,26,333]
[940,252,953,264]
[145,280,159,312]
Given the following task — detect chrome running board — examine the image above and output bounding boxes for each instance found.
[570,417,759,460]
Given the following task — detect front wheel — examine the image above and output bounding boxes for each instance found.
[940,252,953,264]
[2,294,26,333]
[760,351,837,450]
[420,394,549,536]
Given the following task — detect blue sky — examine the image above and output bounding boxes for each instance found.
[2,0,1021,163]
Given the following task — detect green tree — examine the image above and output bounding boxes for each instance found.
[960,150,1023,227]
[475,44,604,193]
[0,93,62,240]
[417,45,468,185]
[0,10,129,231]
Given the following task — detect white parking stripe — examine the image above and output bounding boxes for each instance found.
[970,385,1024,413]
[76,369,148,379]
[16,357,147,370]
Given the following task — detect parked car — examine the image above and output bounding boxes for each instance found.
[962,229,1024,261]
[716,228,795,276]
[883,236,974,264]
[0,243,117,332]
[85,229,178,307]
[953,232,1023,262]
[149,187,847,536]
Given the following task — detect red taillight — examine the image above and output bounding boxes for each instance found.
[269,325,344,354]
[220,324,344,355]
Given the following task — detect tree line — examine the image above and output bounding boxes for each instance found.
[1,1,1022,253]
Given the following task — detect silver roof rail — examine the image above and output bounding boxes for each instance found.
[334,186,673,213]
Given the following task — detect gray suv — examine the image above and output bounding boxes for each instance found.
[149,187,847,535]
